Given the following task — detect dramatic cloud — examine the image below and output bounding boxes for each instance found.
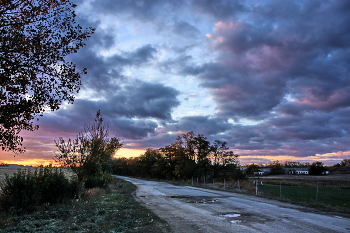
[2,0,350,166]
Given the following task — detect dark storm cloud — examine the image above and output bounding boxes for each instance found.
[82,0,183,22]
[218,109,350,158]
[171,20,201,38]
[104,45,158,67]
[110,118,158,140]
[197,62,285,119]
[106,81,180,120]
[121,115,234,149]
[202,1,350,121]
[39,80,180,140]
[68,43,158,93]
[191,0,247,20]
[159,54,204,76]
[167,115,232,136]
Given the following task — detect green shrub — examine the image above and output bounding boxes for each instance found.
[34,166,79,204]
[1,170,39,212]
[0,166,80,213]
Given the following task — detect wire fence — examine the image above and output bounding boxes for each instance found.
[183,176,350,213]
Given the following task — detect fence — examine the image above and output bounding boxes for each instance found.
[183,176,350,213]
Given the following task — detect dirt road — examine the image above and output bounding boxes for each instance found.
[116,176,350,233]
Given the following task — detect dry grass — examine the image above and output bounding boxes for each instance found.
[83,187,106,199]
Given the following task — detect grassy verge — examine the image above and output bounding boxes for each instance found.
[258,184,350,214]
[0,178,170,233]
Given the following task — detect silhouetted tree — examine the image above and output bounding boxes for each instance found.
[245,164,259,175]
[284,161,309,168]
[55,111,122,187]
[112,157,131,176]
[267,161,284,175]
[334,159,350,167]
[1,0,94,152]
[308,161,327,176]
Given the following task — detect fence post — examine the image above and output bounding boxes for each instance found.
[280,181,282,199]
[316,180,319,203]
[191,177,194,186]
[255,179,258,195]
[196,177,198,186]
[224,179,226,190]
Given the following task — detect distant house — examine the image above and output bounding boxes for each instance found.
[254,168,271,176]
[295,169,309,175]
[284,167,309,175]
[322,170,330,175]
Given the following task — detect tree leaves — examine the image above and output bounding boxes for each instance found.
[0,0,94,152]
[54,111,122,182]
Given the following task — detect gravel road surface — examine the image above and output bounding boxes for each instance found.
[116,176,350,233]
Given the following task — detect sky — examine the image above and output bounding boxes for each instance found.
[2,0,350,166]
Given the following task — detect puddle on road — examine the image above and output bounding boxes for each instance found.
[166,195,191,199]
[220,212,273,225]
[187,198,218,203]
[230,220,242,224]
[221,213,242,224]
[166,195,219,204]
[222,213,241,218]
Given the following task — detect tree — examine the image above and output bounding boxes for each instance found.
[337,159,350,167]
[245,164,259,175]
[160,135,191,179]
[0,0,94,153]
[112,157,132,176]
[55,111,122,187]
[284,161,309,168]
[308,161,327,176]
[210,140,229,165]
[267,160,284,175]
[136,148,166,178]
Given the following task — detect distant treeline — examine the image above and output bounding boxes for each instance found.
[112,132,244,180]
[242,159,350,176]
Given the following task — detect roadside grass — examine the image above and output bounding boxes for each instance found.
[258,184,350,213]
[0,178,170,233]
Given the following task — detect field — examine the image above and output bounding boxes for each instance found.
[0,167,36,190]
[258,183,349,208]
[0,167,74,190]
[0,167,33,183]
[247,174,350,213]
